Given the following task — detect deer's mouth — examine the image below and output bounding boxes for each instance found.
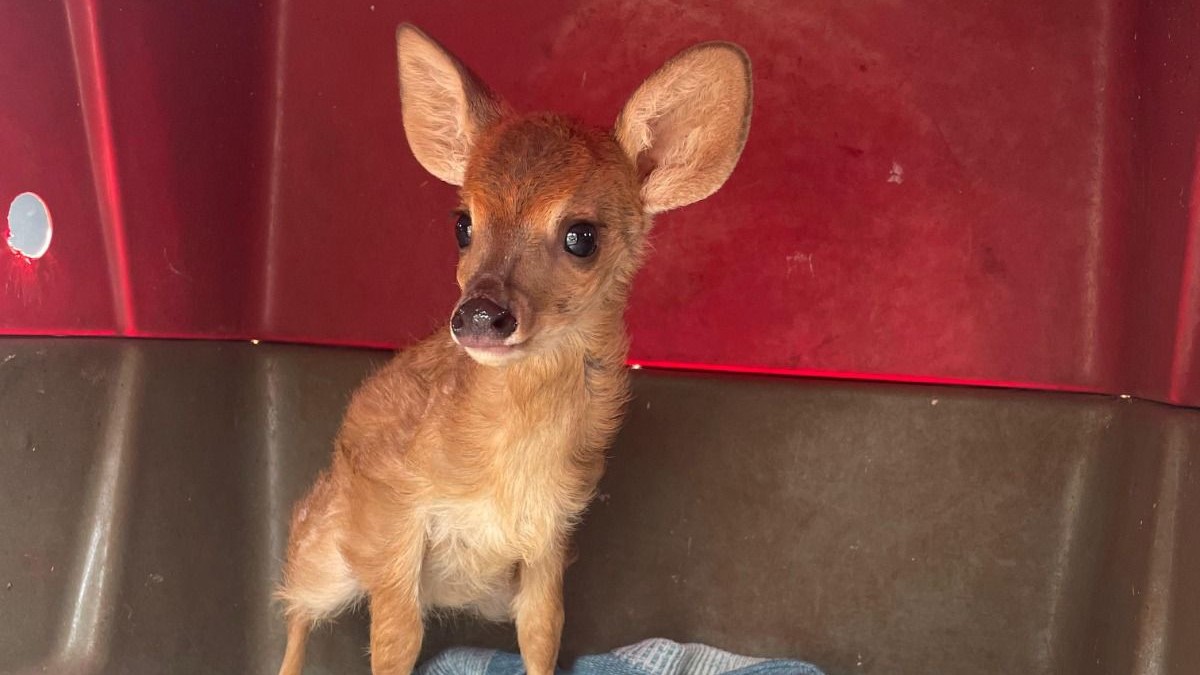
[453,333,520,350]
[460,341,526,366]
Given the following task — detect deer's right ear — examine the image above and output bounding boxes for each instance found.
[396,24,500,186]
[616,42,752,214]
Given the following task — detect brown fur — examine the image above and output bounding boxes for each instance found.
[276,23,752,675]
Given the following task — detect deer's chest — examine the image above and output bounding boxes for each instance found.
[419,419,589,611]
[431,417,587,555]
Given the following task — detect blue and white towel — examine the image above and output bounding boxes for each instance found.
[417,638,825,675]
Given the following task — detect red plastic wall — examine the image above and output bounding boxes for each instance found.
[2,1,1199,406]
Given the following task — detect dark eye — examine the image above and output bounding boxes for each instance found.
[564,222,597,258]
[454,212,472,249]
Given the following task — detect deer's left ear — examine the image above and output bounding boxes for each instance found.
[396,23,502,186]
[615,42,753,214]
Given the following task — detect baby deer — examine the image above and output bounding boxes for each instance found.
[276,23,752,675]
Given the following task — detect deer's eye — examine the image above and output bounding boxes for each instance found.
[564,222,597,258]
[454,212,472,249]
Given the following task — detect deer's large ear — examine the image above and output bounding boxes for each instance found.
[615,42,752,214]
[396,24,501,186]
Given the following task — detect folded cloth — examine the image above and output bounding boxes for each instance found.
[416,638,825,675]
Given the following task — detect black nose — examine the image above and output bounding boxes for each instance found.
[451,297,518,342]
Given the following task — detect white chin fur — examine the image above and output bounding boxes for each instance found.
[463,346,524,367]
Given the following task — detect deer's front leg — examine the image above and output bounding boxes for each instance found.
[514,548,566,675]
[368,579,423,675]
[354,496,425,675]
